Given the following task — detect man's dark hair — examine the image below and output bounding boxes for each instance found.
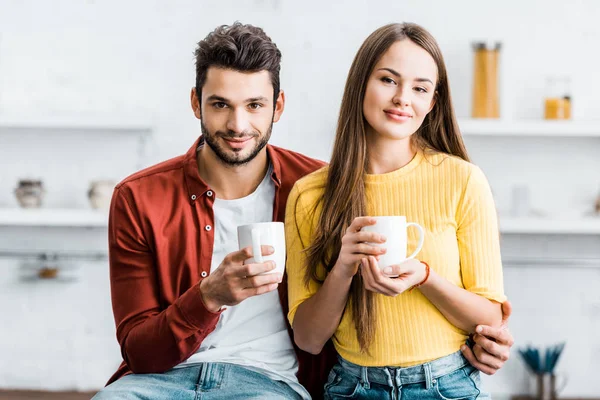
[195,22,282,104]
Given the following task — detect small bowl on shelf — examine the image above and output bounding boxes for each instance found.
[38,267,59,279]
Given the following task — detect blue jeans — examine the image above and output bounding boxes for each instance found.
[324,351,490,400]
[92,363,302,399]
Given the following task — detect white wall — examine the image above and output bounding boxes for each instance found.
[1,0,599,396]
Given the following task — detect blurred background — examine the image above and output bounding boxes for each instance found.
[0,0,599,398]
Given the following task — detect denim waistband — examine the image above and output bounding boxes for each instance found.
[338,350,469,388]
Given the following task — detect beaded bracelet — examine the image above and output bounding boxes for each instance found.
[410,261,430,291]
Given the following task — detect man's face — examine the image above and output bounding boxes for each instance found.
[192,67,284,166]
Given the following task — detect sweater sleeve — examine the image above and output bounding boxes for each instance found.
[456,166,506,303]
[285,181,325,326]
[109,185,222,374]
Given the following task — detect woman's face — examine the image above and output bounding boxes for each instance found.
[363,39,438,142]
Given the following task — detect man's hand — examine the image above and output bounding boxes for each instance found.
[461,301,514,375]
[199,245,282,312]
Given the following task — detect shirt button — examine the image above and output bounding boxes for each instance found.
[191,194,197,200]
[432,378,437,384]
[205,225,212,231]
[207,190,213,197]
[201,271,208,278]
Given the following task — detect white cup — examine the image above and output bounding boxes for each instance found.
[237,222,286,275]
[361,216,425,271]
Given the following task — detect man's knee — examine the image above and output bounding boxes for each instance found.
[91,370,195,400]
[92,386,134,400]
[91,378,145,400]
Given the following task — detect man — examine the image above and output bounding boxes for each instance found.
[94,23,514,399]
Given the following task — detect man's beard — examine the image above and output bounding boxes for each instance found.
[201,121,272,166]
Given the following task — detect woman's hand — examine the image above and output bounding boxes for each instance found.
[332,217,387,279]
[360,256,427,296]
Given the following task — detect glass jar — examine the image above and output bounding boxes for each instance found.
[472,42,501,118]
[544,77,571,120]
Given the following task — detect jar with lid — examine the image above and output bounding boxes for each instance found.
[88,180,115,210]
[472,42,502,118]
[14,179,45,208]
[544,76,571,120]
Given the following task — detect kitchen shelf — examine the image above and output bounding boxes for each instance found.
[499,217,600,234]
[0,249,107,260]
[0,114,153,169]
[0,208,108,228]
[503,257,600,268]
[0,115,152,135]
[459,118,600,137]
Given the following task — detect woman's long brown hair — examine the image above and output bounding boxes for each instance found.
[303,23,470,352]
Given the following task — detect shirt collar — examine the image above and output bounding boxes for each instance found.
[183,136,282,201]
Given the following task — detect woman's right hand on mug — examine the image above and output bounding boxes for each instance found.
[333,217,387,279]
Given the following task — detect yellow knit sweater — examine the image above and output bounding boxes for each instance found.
[285,151,506,367]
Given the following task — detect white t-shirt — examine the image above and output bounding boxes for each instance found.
[175,166,309,399]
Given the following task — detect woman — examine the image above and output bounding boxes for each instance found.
[286,23,505,399]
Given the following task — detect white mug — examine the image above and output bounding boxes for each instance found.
[237,222,286,275]
[361,216,425,271]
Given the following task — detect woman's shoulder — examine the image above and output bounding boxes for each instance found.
[287,166,329,216]
[422,150,483,180]
[293,165,330,194]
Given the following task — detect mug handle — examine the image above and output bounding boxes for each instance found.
[406,223,425,259]
[251,228,263,263]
